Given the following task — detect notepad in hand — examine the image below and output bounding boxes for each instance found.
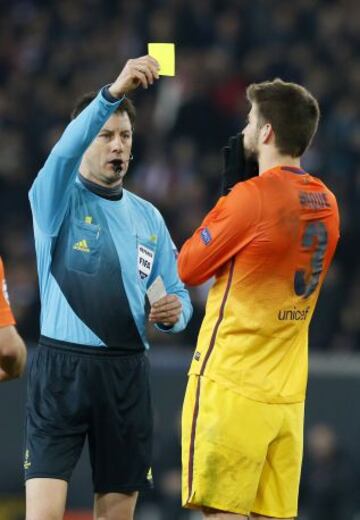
[147,275,167,305]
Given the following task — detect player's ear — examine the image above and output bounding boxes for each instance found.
[260,123,273,144]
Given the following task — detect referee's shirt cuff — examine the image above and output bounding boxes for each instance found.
[154,314,186,334]
[101,85,125,104]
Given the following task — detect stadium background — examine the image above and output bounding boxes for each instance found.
[0,0,359,518]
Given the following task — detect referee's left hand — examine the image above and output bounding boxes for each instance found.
[149,295,182,327]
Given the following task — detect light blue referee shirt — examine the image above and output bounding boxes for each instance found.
[29,87,192,349]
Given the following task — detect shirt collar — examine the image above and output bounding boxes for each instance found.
[78,173,123,201]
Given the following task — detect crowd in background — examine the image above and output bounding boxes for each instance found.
[0,1,360,518]
[0,0,359,350]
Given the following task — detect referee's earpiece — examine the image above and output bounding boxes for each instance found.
[129,154,134,161]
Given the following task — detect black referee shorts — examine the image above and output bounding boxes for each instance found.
[24,338,153,493]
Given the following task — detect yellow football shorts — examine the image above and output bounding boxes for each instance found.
[182,375,304,518]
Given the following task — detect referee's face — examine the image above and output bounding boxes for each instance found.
[81,111,133,188]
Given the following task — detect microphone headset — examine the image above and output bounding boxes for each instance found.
[112,154,133,174]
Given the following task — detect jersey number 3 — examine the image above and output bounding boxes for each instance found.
[294,221,328,298]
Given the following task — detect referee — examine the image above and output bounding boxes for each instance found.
[25,56,192,520]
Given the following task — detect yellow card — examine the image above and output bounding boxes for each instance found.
[148,43,175,76]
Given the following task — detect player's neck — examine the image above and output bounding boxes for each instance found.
[258,152,301,175]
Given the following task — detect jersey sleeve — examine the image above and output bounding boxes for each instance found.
[0,258,15,327]
[151,211,193,334]
[178,180,261,286]
[29,89,124,237]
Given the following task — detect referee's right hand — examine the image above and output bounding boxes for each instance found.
[109,55,160,98]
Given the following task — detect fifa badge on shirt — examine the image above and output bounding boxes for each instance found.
[138,243,154,279]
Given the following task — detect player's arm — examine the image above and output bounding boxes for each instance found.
[178,181,261,286]
[29,55,160,236]
[0,325,27,382]
[148,212,193,332]
[0,258,27,381]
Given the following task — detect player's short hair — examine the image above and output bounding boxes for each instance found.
[71,91,136,129]
[246,78,320,157]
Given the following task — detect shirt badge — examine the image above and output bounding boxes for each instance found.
[138,244,154,279]
[200,227,212,246]
[73,240,90,253]
[2,278,10,304]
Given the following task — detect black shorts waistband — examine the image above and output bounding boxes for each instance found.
[39,335,145,358]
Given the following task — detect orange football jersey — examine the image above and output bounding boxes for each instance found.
[178,166,340,403]
[0,257,15,327]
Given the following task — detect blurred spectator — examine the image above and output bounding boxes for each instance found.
[300,423,358,519]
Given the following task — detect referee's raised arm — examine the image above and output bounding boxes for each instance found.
[29,56,160,237]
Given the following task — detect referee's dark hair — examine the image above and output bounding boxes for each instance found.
[71,91,136,129]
